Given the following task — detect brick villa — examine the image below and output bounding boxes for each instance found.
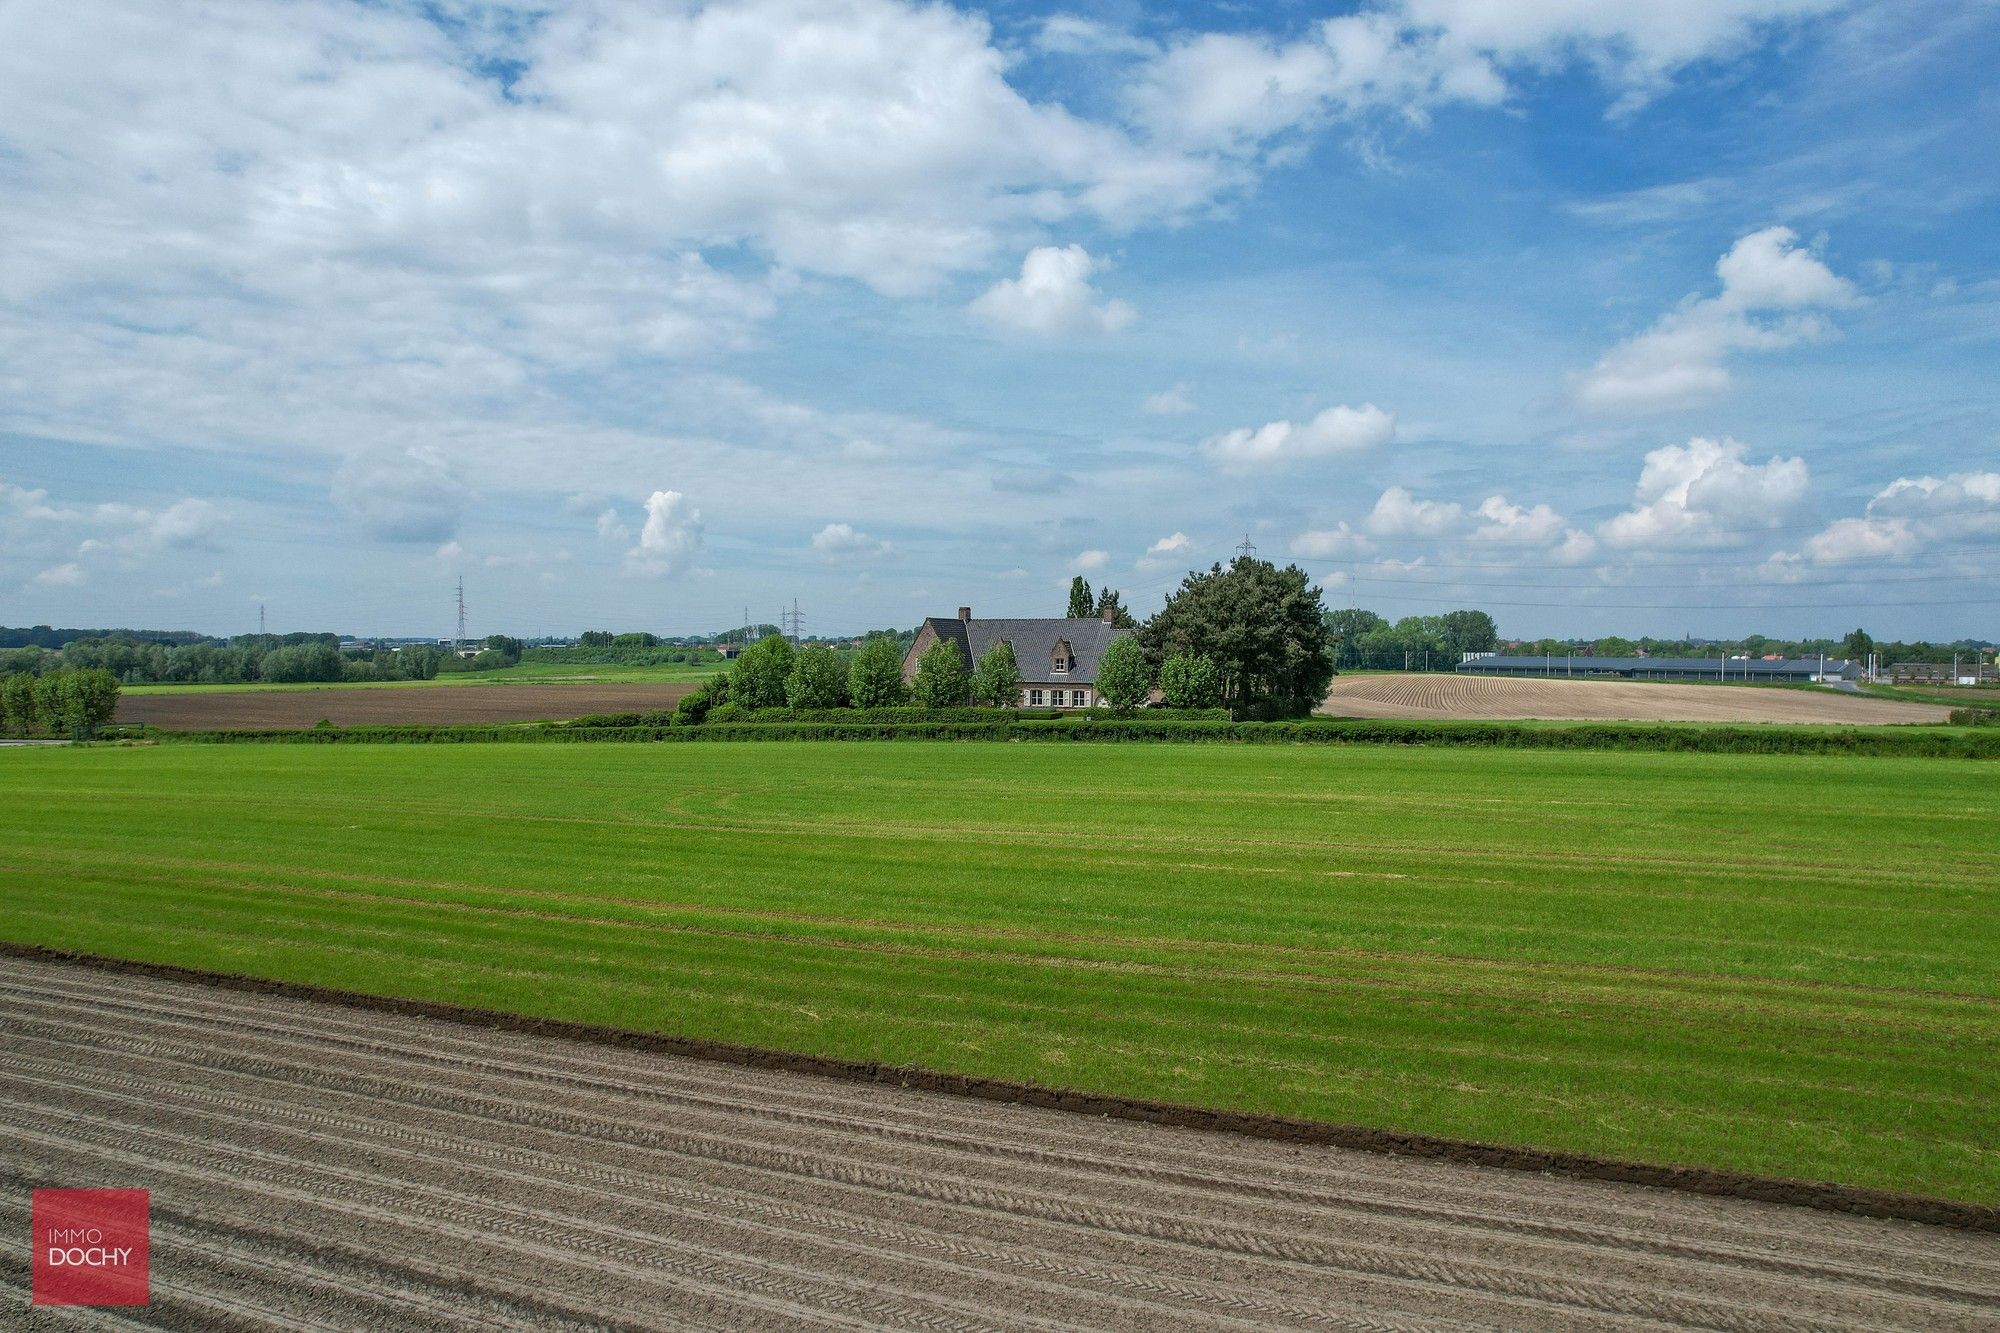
[903,606,1131,707]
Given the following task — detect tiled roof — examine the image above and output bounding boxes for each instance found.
[918,616,1132,684]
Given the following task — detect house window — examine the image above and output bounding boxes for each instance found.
[1051,660,1068,674]
[1028,689,1044,706]
[1071,689,1087,707]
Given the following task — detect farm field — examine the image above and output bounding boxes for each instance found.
[1323,672,1951,724]
[116,680,699,729]
[6,955,1993,1330]
[119,659,722,693]
[1,742,1995,1205]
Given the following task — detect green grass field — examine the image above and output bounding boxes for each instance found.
[3,742,1994,1203]
[120,660,723,694]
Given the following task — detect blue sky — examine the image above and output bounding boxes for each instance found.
[2,0,1996,642]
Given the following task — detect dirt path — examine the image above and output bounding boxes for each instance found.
[116,682,695,730]
[3,957,1994,1331]
[1322,674,1952,724]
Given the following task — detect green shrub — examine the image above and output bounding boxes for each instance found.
[847,636,908,708]
[911,640,969,708]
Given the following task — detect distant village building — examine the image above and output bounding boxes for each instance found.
[904,606,1131,707]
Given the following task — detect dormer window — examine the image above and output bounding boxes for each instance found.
[1050,639,1072,674]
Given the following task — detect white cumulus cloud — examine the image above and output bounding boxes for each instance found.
[969,245,1134,336]
[1365,485,1464,537]
[1598,436,1810,547]
[1201,403,1394,471]
[626,490,703,578]
[1290,523,1376,558]
[1571,226,1856,414]
[1142,384,1195,415]
[811,522,893,559]
[32,562,86,587]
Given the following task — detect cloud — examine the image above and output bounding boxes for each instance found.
[1598,436,1811,547]
[1142,384,1195,415]
[1771,470,2000,565]
[1473,495,1566,542]
[1123,1,1841,153]
[91,497,222,555]
[1571,227,1857,414]
[811,521,893,559]
[1201,403,1394,471]
[626,490,703,578]
[1147,531,1192,555]
[1289,523,1376,558]
[331,447,466,543]
[32,562,85,587]
[1034,15,1158,59]
[1365,485,1464,537]
[1071,549,1110,571]
[969,245,1135,336]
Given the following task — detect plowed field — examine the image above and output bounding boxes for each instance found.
[5,955,1994,1330]
[117,682,695,730]
[1322,673,1950,724]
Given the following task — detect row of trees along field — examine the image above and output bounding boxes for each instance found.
[679,558,1337,721]
[0,633,451,686]
[0,668,119,738]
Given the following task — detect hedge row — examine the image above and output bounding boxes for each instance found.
[563,705,1236,728]
[1949,708,2000,727]
[154,715,2000,757]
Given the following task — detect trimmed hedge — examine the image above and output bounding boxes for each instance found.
[151,715,2000,757]
[563,705,1234,728]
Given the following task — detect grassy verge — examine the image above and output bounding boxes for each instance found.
[2,742,1994,1204]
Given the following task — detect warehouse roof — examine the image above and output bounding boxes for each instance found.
[1458,655,1853,676]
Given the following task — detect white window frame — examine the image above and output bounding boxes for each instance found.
[1028,689,1044,706]
[1070,689,1087,707]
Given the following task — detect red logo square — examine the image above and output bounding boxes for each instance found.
[31,1189,150,1307]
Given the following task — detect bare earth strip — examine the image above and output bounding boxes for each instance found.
[1321,674,1951,725]
[4,957,1995,1331]
[116,682,695,730]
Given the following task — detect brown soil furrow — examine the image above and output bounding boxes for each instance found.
[0,1081,1685,1333]
[116,682,695,731]
[1,1035,1974,1333]
[2,1062,1428,1332]
[2,1117,1004,1333]
[4,956,1994,1331]
[0,1042,1657,1329]
[9,984,1992,1306]
[1320,674,1949,725]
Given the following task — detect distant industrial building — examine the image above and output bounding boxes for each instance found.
[1888,661,1998,685]
[1457,654,1858,683]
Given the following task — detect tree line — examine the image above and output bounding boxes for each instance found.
[0,668,120,738]
[0,634,450,686]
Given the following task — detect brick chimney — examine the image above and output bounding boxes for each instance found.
[1101,606,1115,624]
[957,606,971,622]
